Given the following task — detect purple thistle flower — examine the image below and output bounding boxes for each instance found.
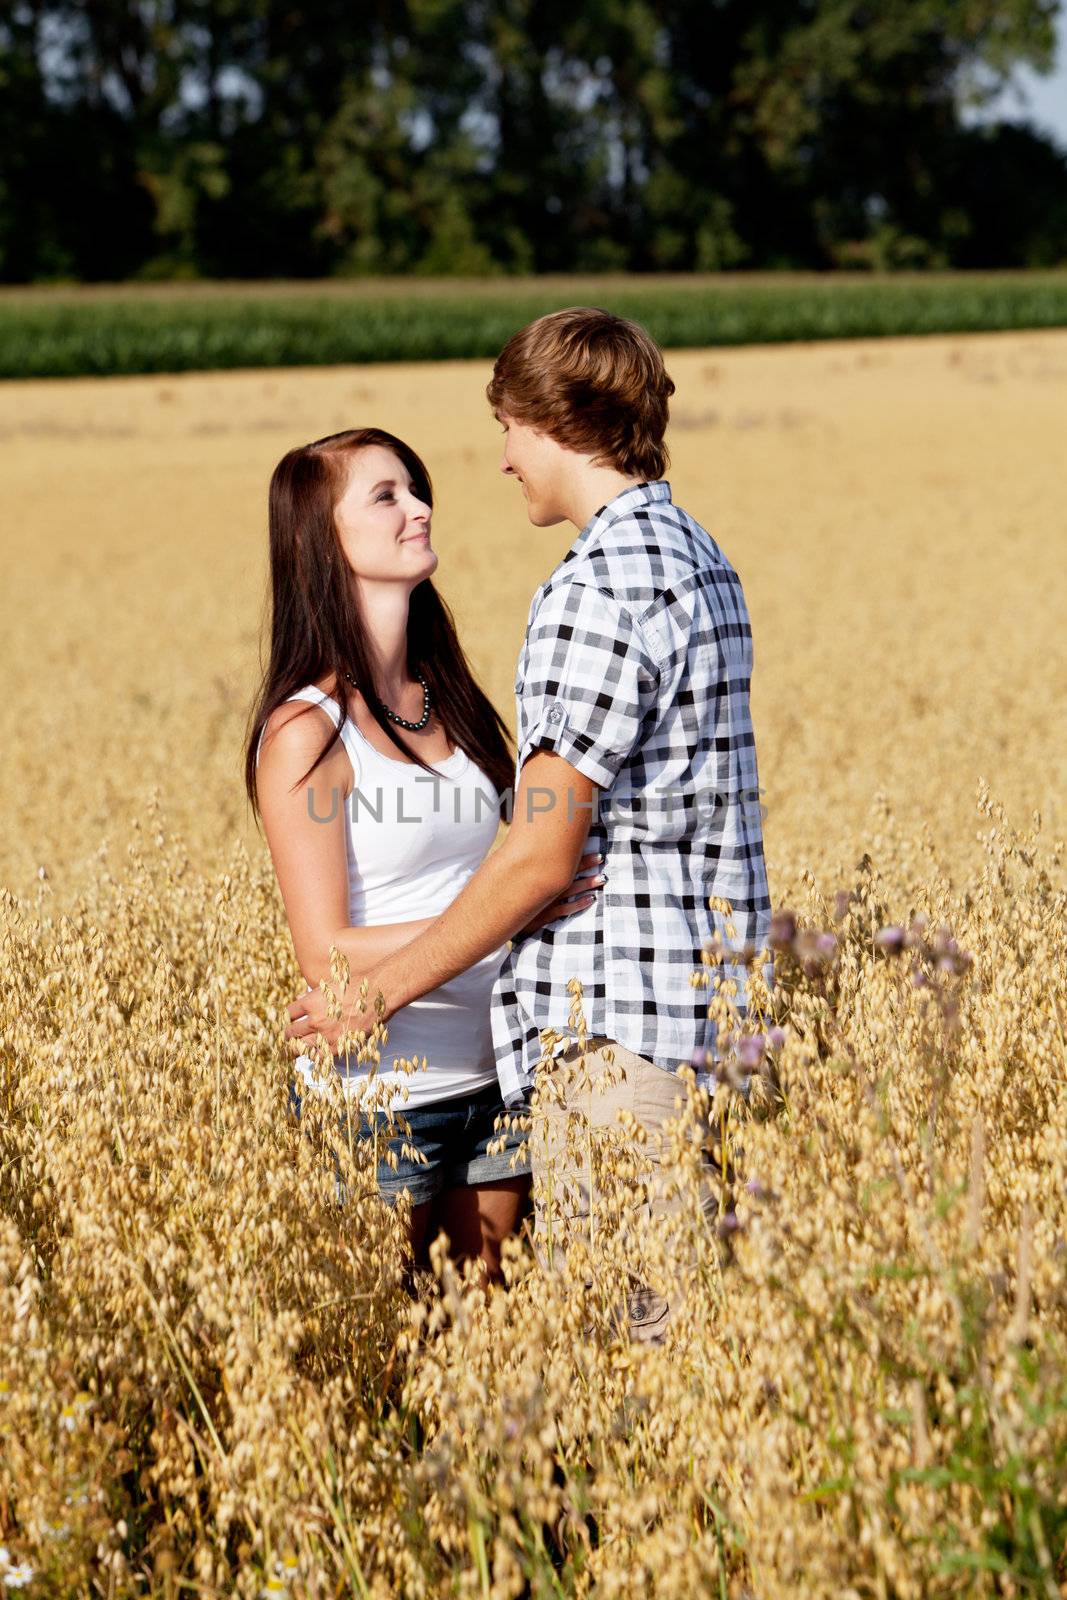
[875,925,906,954]
[738,1035,765,1070]
[769,910,797,949]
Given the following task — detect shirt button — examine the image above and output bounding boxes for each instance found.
[546,701,566,724]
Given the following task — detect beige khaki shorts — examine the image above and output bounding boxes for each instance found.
[528,1035,725,1341]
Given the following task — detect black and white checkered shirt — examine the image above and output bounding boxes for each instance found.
[490,479,772,1107]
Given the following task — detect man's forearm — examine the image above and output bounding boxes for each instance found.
[365,844,566,1016]
[283,750,599,1051]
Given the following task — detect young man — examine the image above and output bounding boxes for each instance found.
[286,307,772,1333]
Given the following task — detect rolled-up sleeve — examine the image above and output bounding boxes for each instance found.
[517,581,660,790]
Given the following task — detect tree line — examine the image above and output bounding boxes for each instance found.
[2,0,1066,283]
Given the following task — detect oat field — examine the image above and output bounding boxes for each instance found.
[1,332,1065,1596]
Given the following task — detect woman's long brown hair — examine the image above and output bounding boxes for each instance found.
[243,427,514,819]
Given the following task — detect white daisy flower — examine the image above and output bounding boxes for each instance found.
[59,1392,92,1432]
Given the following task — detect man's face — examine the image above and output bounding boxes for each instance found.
[497,413,571,526]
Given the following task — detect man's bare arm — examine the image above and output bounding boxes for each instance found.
[378,748,595,1007]
[285,749,597,1042]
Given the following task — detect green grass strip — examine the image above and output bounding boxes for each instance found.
[1,272,1065,378]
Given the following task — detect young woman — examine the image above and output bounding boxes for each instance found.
[245,427,601,1282]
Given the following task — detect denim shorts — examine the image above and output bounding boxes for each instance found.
[292,1076,531,1208]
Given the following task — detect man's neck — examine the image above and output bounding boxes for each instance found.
[563,466,647,532]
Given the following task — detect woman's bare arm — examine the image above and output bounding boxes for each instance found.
[257,702,363,986]
[327,916,436,980]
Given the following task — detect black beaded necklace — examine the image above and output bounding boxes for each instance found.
[344,670,432,732]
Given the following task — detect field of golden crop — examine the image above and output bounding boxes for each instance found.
[1,332,1065,1596]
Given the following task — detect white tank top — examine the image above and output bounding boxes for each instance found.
[257,686,508,1108]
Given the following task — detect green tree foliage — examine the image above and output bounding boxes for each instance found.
[0,0,1064,280]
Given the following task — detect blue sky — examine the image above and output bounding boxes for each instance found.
[968,3,1067,150]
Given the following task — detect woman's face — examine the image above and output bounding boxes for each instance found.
[332,445,437,587]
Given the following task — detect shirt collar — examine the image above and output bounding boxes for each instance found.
[560,479,672,568]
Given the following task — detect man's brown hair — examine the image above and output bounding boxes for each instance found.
[487,306,675,480]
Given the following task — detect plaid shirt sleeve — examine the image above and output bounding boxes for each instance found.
[518,580,660,788]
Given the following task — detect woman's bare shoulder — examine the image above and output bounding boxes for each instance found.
[258,694,352,787]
